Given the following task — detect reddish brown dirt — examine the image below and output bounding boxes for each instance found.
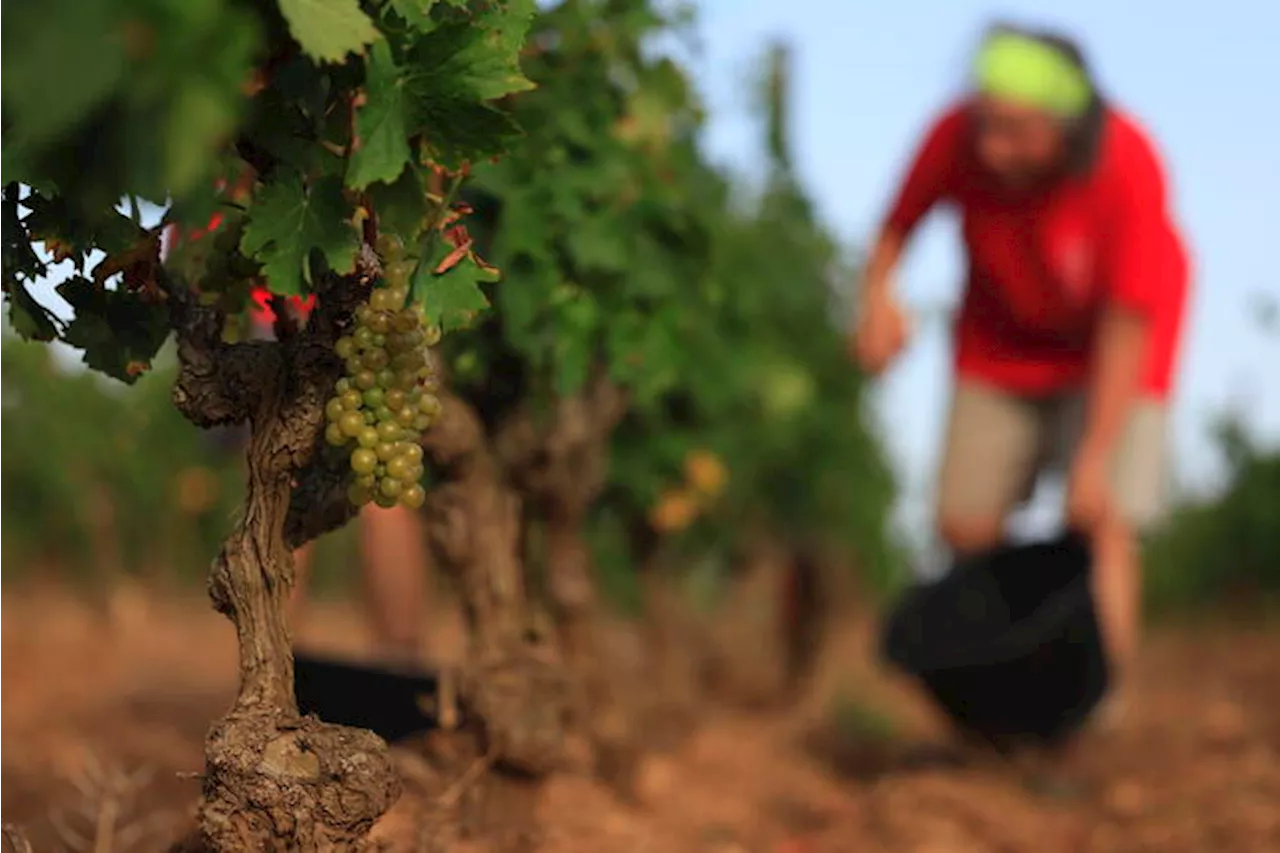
[3,581,1278,853]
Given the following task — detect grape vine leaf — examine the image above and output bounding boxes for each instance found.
[239,175,358,296]
[412,254,495,332]
[436,1,538,101]
[4,283,60,342]
[400,1,538,165]
[277,0,380,64]
[55,277,170,383]
[388,0,437,29]
[346,40,412,190]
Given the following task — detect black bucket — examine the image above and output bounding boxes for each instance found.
[881,531,1110,747]
[294,651,447,743]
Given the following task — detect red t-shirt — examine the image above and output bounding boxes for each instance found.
[884,100,1191,399]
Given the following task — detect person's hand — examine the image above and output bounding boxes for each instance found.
[1066,443,1112,533]
[851,288,909,375]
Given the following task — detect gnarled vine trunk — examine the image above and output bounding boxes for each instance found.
[169,250,400,852]
[422,391,571,777]
[495,375,638,787]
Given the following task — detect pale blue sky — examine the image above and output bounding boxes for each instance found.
[681,0,1280,540]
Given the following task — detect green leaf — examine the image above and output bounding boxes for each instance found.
[277,0,380,64]
[388,0,437,29]
[412,252,494,332]
[0,0,127,152]
[366,164,428,241]
[347,40,412,189]
[4,282,60,342]
[2,185,46,286]
[395,1,537,166]
[56,277,170,384]
[552,296,598,396]
[240,174,359,296]
[435,1,538,101]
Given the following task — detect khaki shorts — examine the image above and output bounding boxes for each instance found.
[936,380,1170,531]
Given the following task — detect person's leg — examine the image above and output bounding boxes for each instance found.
[1052,397,1169,724]
[935,380,1046,554]
[359,505,430,665]
[1097,401,1169,677]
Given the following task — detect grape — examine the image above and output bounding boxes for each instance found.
[357,426,380,449]
[419,394,443,418]
[385,388,407,410]
[339,411,366,437]
[385,260,414,290]
[332,278,445,508]
[386,456,414,481]
[350,448,378,475]
[376,232,405,261]
[392,311,418,333]
[400,484,426,510]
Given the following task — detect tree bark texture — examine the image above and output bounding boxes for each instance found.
[422,391,571,777]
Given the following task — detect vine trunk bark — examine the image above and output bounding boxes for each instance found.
[166,253,402,851]
[196,414,399,851]
[423,391,571,777]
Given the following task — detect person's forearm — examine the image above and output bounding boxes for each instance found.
[860,227,906,303]
[1082,305,1152,458]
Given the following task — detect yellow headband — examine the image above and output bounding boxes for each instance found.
[973,32,1092,119]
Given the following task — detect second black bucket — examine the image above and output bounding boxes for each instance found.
[881,531,1110,747]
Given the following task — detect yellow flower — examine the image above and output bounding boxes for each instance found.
[684,449,727,499]
[649,488,701,533]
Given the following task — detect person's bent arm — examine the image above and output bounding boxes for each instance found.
[852,105,963,372]
[1079,306,1150,462]
[860,227,907,306]
[1080,134,1174,462]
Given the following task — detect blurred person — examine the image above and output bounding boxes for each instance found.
[851,23,1191,725]
[249,286,432,667]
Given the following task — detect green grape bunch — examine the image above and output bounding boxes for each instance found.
[323,234,444,510]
